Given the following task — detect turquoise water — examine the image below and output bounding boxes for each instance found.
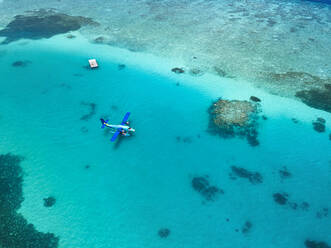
[0,36,330,248]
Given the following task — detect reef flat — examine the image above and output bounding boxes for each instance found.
[0,0,330,111]
[0,0,331,111]
[0,153,59,248]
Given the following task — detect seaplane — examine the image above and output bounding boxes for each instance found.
[100,112,135,142]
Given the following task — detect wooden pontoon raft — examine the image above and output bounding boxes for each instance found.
[88,59,98,68]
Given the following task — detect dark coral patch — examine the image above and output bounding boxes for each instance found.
[12,60,31,67]
[300,202,310,211]
[43,196,56,207]
[316,208,328,219]
[273,192,310,211]
[192,176,223,201]
[279,166,292,180]
[312,118,326,133]
[66,34,76,39]
[80,101,96,121]
[291,118,299,124]
[118,64,126,70]
[0,153,59,247]
[305,240,330,248]
[296,83,331,113]
[273,193,288,205]
[230,166,263,184]
[0,9,99,44]
[241,221,252,234]
[189,68,204,76]
[158,228,170,238]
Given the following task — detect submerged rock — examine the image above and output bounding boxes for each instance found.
[0,9,99,44]
[250,96,261,102]
[43,196,56,207]
[158,228,170,238]
[208,98,261,146]
[192,176,223,201]
[0,153,59,247]
[305,240,330,248]
[171,67,185,74]
[230,166,263,184]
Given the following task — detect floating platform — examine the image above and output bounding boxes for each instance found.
[88,59,98,68]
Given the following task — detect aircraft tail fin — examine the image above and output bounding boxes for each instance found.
[100,118,109,128]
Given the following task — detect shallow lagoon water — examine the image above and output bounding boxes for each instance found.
[0,35,330,248]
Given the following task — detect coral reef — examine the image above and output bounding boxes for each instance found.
[43,196,56,207]
[158,228,170,238]
[312,118,326,133]
[0,9,99,44]
[229,166,263,184]
[305,240,330,248]
[208,98,260,146]
[273,192,309,210]
[0,153,59,248]
[191,176,223,201]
